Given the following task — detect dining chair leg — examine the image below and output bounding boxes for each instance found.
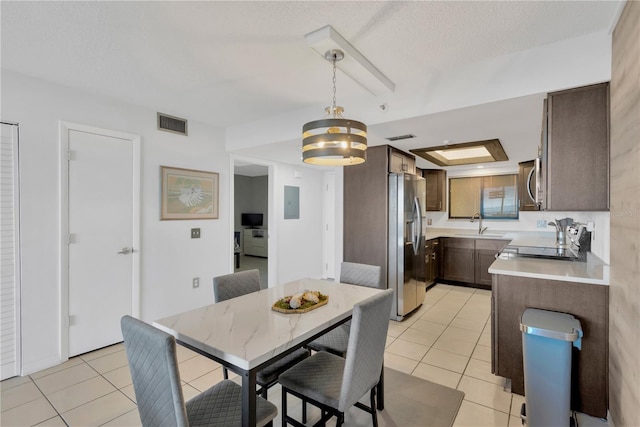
[260,386,268,399]
[377,366,384,409]
[222,367,229,380]
[281,388,288,427]
[302,398,307,423]
[370,387,378,427]
[336,412,344,427]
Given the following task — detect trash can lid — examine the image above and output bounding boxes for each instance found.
[520,308,583,343]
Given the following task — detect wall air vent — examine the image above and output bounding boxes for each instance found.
[386,134,415,141]
[157,113,188,136]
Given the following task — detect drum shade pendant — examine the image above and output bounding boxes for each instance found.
[302,50,367,166]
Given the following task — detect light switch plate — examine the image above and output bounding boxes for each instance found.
[192,277,200,288]
[191,228,201,238]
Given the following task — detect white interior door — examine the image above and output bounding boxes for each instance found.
[66,126,138,356]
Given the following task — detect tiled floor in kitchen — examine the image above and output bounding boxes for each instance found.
[1,284,609,426]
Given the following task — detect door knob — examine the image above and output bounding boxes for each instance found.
[117,247,133,255]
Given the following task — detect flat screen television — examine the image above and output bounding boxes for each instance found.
[241,213,263,228]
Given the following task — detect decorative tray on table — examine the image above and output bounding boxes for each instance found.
[272,290,328,314]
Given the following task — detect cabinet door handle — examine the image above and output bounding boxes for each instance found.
[438,201,442,210]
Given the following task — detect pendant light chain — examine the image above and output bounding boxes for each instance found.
[331,53,337,118]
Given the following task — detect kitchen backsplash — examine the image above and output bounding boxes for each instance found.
[426,210,610,263]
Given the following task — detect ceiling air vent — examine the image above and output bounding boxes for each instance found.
[158,113,188,136]
[386,134,415,141]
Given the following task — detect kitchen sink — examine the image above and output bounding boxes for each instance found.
[454,233,504,238]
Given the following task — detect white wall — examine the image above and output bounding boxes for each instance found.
[2,70,231,374]
[3,70,328,374]
[273,165,325,285]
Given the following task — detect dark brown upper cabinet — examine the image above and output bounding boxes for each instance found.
[422,169,447,212]
[541,82,610,211]
[389,147,416,174]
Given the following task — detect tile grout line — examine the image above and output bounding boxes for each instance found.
[416,286,515,421]
[52,355,134,427]
[408,284,471,377]
[452,289,515,423]
[27,374,70,427]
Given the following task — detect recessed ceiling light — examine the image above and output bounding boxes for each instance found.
[410,139,508,167]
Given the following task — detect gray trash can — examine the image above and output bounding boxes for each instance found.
[519,308,583,427]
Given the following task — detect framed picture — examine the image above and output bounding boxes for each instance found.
[160,166,219,220]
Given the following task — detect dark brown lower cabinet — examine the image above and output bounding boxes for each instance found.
[425,239,439,285]
[475,240,508,286]
[442,238,475,283]
[491,274,608,418]
[442,238,508,287]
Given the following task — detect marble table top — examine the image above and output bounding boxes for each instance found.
[154,278,384,370]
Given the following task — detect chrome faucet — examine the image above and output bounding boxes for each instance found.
[470,212,488,235]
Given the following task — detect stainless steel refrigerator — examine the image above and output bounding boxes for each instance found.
[388,173,427,321]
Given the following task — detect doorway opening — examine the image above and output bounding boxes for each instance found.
[233,160,271,289]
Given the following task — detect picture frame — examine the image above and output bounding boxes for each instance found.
[160,166,219,220]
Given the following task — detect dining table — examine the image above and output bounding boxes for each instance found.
[153,277,387,427]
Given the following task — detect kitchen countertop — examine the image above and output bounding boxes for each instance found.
[489,252,609,285]
[424,227,610,286]
[425,228,508,240]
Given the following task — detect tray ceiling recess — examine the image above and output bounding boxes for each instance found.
[410,139,508,167]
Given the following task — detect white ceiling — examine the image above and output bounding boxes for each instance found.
[1,1,623,170]
[234,161,268,177]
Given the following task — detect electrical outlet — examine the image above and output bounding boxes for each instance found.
[192,277,200,288]
[537,219,547,228]
[191,228,201,239]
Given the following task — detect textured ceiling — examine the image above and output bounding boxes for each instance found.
[1,1,623,167]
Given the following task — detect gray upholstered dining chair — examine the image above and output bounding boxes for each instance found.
[279,289,394,427]
[306,262,383,357]
[213,269,311,399]
[121,315,277,427]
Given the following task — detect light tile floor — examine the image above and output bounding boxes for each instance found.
[1,284,610,427]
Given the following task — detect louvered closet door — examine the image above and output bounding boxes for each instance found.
[1,122,21,380]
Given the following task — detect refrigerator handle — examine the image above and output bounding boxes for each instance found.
[534,156,542,206]
[526,166,536,204]
[413,196,422,256]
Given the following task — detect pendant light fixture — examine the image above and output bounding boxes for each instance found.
[302,49,367,166]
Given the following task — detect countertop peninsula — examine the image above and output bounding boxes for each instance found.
[424,228,610,285]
